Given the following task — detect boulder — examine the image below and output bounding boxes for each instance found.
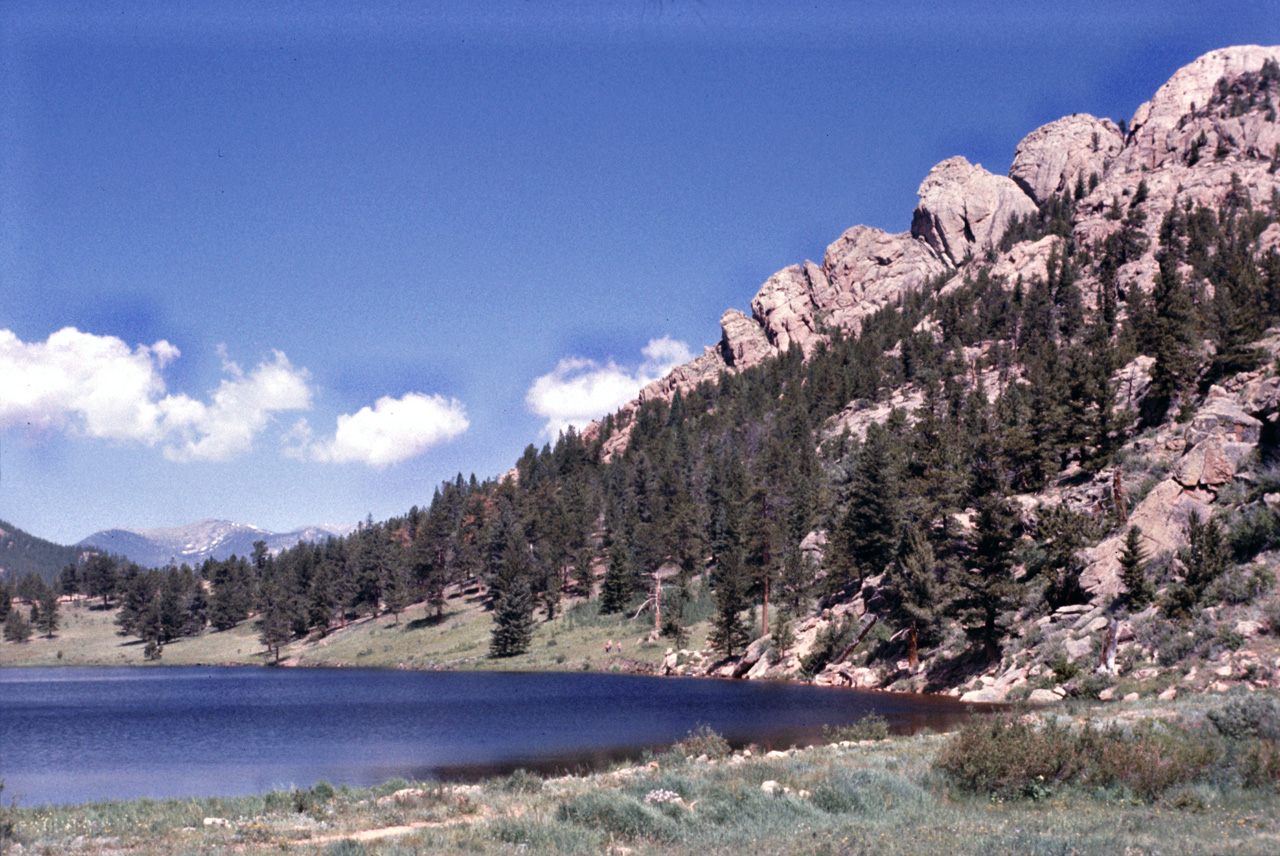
[1064,636,1094,662]
[960,685,1008,703]
[1185,390,1263,445]
[1009,113,1123,205]
[819,226,949,333]
[1081,479,1214,598]
[1027,688,1060,705]
[911,156,1038,266]
[1173,435,1241,488]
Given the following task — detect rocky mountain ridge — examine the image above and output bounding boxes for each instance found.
[630,44,1280,702]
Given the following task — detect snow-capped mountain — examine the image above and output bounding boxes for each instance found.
[77,519,358,569]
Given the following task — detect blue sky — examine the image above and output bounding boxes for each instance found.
[2,1,1278,546]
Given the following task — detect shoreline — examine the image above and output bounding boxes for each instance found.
[5,695,1280,856]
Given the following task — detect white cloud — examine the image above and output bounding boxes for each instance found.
[526,336,693,438]
[159,350,313,462]
[303,392,470,467]
[0,327,313,462]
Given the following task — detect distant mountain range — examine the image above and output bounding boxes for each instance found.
[78,519,359,569]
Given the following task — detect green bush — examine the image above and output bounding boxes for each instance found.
[1207,694,1280,740]
[809,768,928,815]
[676,725,731,759]
[822,713,890,742]
[556,791,680,841]
[934,716,1230,801]
[495,768,543,794]
[322,840,369,856]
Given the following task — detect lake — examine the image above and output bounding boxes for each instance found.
[0,667,985,806]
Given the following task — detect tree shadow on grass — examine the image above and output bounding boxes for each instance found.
[405,611,451,632]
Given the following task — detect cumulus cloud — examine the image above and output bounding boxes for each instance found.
[0,327,312,462]
[526,336,693,438]
[298,392,470,467]
[160,350,314,462]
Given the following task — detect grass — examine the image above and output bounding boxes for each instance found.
[0,587,710,672]
[6,697,1280,855]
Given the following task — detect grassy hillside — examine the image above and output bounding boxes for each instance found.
[0,584,717,672]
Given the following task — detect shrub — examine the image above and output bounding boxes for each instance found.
[1207,694,1280,740]
[676,725,730,759]
[822,713,890,743]
[496,768,543,794]
[934,716,1228,801]
[556,791,680,841]
[809,769,928,815]
[1228,504,1280,562]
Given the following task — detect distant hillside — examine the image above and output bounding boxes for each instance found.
[78,518,358,569]
[0,520,89,583]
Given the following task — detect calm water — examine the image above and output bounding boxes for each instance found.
[0,667,983,806]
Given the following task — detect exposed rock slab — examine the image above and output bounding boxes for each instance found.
[911,156,1038,266]
[1010,113,1123,204]
[1117,45,1280,172]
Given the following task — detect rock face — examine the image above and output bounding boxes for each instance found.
[1010,114,1124,204]
[718,309,775,369]
[911,156,1039,266]
[745,228,949,361]
[1118,45,1280,172]
[818,227,949,331]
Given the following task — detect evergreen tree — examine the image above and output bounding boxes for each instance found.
[1165,511,1230,618]
[827,422,901,590]
[957,496,1023,661]
[884,526,950,666]
[84,553,118,607]
[1118,526,1155,610]
[257,566,294,663]
[1148,250,1199,414]
[35,583,60,638]
[489,533,536,658]
[4,606,32,644]
[599,526,635,614]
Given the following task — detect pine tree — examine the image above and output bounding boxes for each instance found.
[1118,526,1154,610]
[36,584,60,638]
[957,496,1023,661]
[489,536,536,658]
[257,567,294,663]
[3,606,32,644]
[599,527,635,614]
[827,422,901,590]
[1148,250,1199,415]
[1165,511,1230,618]
[884,527,950,666]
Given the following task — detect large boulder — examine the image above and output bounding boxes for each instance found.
[746,228,949,358]
[1010,113,1123,205]
[911,156,1038,266]
[1081,480,1214,599]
